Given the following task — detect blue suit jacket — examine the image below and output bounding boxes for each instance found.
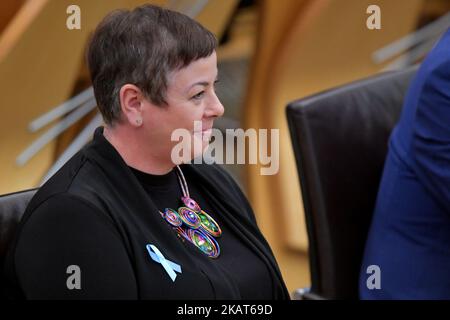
[360,29,450,299]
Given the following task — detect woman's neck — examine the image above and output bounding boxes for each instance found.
[103,125,175,175]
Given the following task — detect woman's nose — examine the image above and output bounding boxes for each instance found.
[208,93,225,118]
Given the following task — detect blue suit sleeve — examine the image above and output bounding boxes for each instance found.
[412,60,450,214]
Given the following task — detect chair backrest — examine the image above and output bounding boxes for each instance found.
[286,66,418,299]
[0,189,37,270]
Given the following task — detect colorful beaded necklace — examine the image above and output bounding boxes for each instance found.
[159,166,222,258]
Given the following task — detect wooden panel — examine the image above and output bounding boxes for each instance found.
[244,0,307,248]
[0,0,25,35]
[243,0,424,293]
[242,0,310,295]
[196,0,239,39]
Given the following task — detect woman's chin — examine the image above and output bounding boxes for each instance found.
[190,138,210,161]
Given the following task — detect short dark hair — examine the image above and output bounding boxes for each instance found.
[86,4,217,125]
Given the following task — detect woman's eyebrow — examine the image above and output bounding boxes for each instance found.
[188,81,209,90]
[187,78,219,91]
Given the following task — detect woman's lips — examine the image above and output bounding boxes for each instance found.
[193,128,212,138]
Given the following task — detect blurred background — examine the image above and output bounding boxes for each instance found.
[0,0,449,294]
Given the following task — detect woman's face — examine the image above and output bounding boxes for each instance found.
[141,51,224,163]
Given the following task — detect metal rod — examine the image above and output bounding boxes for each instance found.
[40,113,103,184]
[382,35,441,71]
[373,12,450,64]
[17,98,97,166]
[167,0,209,18]
[28,87,94,132]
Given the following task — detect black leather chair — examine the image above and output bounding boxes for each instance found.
[286,66,418,299]
[0,188,37,293]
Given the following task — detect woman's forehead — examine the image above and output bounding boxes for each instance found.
[168,54,218,89]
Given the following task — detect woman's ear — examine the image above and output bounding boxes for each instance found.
[119,84,144,127]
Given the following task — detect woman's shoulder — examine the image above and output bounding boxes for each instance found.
[22,192,116,235]
[21,148,118,234]
[28,147,112,215]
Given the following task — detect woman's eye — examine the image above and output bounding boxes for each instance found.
[192,91,205,100]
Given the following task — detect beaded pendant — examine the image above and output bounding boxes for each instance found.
[159,166,222,258]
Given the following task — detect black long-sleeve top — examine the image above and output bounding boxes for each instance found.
[3,127,289,300]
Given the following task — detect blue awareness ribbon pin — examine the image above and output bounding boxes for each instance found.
[146,244,182,282]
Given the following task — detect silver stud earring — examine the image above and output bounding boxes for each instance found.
[136,118,142,125]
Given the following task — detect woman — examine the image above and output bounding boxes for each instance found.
[3,4,289,299]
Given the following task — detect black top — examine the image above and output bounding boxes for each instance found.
[3,127,289,300]
[129,166,275,299]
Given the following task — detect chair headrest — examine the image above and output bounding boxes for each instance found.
[0,189,38,260]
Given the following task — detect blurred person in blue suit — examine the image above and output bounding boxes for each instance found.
[360,28,450,299]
